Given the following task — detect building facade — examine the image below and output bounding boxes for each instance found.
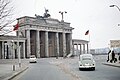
[72,39,89,56]
[0,36,26,59]
[17,16,73,58]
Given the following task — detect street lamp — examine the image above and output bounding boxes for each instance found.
[59,11,67,22]
[110,5,120,26]
[110,5,120,12]
[17,30,21,67]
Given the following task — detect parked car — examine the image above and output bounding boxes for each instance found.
[78,54,95,70]
[29,55,37,63]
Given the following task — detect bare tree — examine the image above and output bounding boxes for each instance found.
[0,0,14,30]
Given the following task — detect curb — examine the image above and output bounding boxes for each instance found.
[3,66,29,80]
[102,62,120,68]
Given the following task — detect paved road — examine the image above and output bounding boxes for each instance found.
[69,55,120,80]
[12,58,73,80]
[11,55,120,80]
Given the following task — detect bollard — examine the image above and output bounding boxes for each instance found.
[13,65,15,71]
[19,63,21,67]
[56,56,58,59]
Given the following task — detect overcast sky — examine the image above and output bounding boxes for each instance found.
[11,0,120,49]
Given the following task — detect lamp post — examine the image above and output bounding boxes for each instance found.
[59,11,67,22]
[110,5,120,26]
[11,40,16,71]
[17,30,21,67]
[110,5,120,12]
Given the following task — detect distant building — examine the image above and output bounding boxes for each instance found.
[90,47,111,55]
[72,39,89,56]
[0,36,26,59]
[90,49,95,54]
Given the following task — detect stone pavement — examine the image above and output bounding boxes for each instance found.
[0,59,29,80]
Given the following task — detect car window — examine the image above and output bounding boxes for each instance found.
[30,55,36,58]
[30,56,35,58]
[82,57,91,60]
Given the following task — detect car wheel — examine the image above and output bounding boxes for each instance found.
[92,67,95,71]
[79,68,81,71]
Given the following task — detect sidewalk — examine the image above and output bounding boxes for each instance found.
[102,62,120,68]
[0,59,29,80]
[102,55,120,68]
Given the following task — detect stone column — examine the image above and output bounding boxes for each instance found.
[79,44,82,55]
[12,42,15,59]
[45,31,49,57]
[63,32,66,57]
[87,44,89,53]
[36,30,40,58]
[72,43,74,56]
[23,41,25,58]
[69,33,73,55]
[76,44,78,56]
[83,44,85,54]
[2,41,4,59]
[26,30,31,58]
[56,32,59,58]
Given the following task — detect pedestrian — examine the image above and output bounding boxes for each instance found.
[111,50,115,63]
[109,50,112,63]
[118,53,120,63]
[107,50,111,62]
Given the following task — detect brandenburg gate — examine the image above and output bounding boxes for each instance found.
[18,16,73,58]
